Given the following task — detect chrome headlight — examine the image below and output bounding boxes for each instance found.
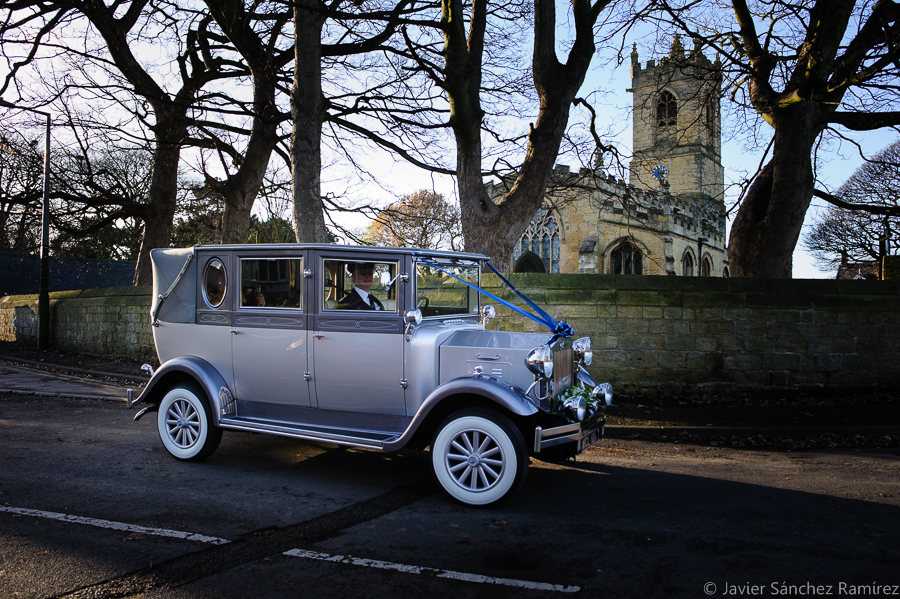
[562,395,587,421]
[480,304,495,325]
[525,345,554,379]
[573,336,592,366]
[592,382,613,406]
[576,364,596,387]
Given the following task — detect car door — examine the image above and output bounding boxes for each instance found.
[310,252,407,416]
[231,251,312,408]
[192,250,235,382]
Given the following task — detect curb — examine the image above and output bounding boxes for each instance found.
[0,388,126,402]
[606,424,900,438]
[0,355,147,383]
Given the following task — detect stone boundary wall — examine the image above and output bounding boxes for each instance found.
[2,276,898,390]
[0,286,156,361]
[482,274,900,391]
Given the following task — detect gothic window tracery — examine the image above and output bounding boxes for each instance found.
[701,257,712,277]
[610,241,643,275]
[657,90,678,127]
[682,251,695,276]
[513,209,560,273]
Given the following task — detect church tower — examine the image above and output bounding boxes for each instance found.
[628,37,724,207]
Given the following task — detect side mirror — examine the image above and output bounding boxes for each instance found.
[404,309,423,341]
[380,271,392,291]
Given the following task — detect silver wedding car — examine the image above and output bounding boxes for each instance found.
[129,244,612,505]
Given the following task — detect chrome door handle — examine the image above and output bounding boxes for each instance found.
[231,328,239,335]
[313,333,325,340]
[475,353,501,360]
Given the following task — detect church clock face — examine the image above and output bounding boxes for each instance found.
[651,164,668,181]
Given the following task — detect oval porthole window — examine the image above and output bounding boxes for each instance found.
[203,258,227,308]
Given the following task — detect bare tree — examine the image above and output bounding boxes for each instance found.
[0,127,43,253]
[72,0,237,283]
[1,0,240,283]
[290,0,417,243]
[642,0,900,278]
[804,140,900,269]
[428,0,616,269]
[365,189,462,249]
[193,0,294,244]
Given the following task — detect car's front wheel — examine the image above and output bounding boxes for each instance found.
[157,384,222,462]
[431,409,528,506]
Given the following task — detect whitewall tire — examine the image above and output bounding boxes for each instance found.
[431,409,528,506]
[157,384,222,462]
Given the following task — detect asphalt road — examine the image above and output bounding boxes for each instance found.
[1,390,899,599]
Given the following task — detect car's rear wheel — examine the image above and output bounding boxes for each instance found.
[157,384,222,462]
[431,409,527,506]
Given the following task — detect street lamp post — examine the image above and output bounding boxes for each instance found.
[0,100,51,349]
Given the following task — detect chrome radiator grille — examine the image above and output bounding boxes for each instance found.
[552,348,574,398]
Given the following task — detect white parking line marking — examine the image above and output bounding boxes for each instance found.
[0,506,229,545]
[284,548,581,593]
[0,505,579,592]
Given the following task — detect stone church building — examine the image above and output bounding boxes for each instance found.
[497,38,729,277]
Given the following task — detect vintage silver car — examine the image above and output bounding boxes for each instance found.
[129,244,612,505]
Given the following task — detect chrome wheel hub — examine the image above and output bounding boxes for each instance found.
[445,429,504,492]
[165,399,201,449]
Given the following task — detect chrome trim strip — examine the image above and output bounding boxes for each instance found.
[218,418,396,449]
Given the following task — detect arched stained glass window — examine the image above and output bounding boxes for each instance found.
[610,242,643,275]
[657,90,677,127]
[701,257,712,277]
[682,252,695,276]
[513,209,560,273]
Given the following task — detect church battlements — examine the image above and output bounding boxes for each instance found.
[630,36,719,78]
[488,161,726,253]
[545,163,725,237]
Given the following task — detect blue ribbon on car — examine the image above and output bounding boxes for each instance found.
[413,254,574,344]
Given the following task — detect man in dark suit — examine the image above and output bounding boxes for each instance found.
[339,262,385,310]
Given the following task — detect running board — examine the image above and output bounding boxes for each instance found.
[218,416,401,450]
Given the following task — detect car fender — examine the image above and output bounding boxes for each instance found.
[384,376,538,452]
[129,356,234,423]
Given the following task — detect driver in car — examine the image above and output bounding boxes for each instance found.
[339,262,385,310]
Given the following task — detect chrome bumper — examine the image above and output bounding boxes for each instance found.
[533,412,605,454]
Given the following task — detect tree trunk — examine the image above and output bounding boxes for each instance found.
[219,75,280,244]
[204,0,287,245]
[448,0,600,271]
[72,1,216,285]
[133,126,183,285]
[291,0,328,244]
[728,107,821,278]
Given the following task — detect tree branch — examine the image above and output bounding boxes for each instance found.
[813,188,900,216]
[826,110,900,130]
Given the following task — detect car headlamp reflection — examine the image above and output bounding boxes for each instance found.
[525,345,554,379]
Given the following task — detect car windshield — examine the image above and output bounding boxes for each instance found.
[414,258,481,318]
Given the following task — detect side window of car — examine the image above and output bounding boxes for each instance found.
[323,260,398,312]
[203,258,227,309]
[239,258,303,309]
